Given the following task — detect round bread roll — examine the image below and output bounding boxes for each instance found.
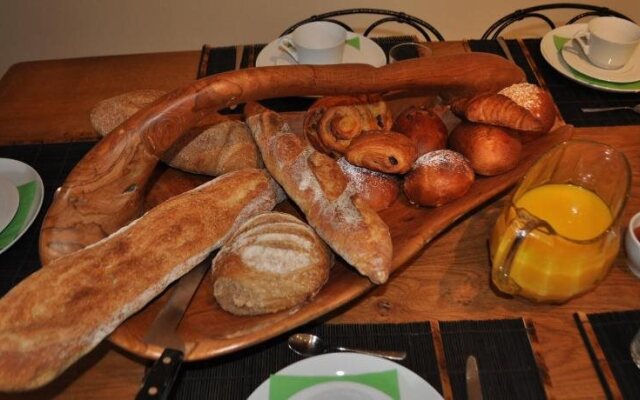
[403,150,475,207]
[392,107,448,156]
[337,158,400,211]
[212,212,333,316]
[448,122,522,176]
[90,89,166,136]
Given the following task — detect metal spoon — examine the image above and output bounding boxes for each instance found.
[581,104,640,114]
[630,329,640,369]
[288,333,407,361]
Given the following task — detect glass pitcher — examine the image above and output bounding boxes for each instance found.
[490,140,631,303]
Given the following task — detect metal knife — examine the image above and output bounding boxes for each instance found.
[466,355,483,400]
[135,261,209,400]
[497,37,515,63]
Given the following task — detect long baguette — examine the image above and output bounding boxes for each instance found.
[0,168,280,391]
[246,107,392,284]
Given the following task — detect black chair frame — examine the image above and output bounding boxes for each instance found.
[481,3,633,39]
[281,8,444,41]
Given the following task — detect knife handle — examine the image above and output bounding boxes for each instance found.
[136,348,184,400]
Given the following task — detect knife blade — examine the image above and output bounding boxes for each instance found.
[135,260,209,400]
[497,37,515,63]
[466,355,483,400]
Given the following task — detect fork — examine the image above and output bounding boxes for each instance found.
[581,104,640,114]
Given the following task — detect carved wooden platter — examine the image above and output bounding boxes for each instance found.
[36,56,571,362]
[108,117,572,360]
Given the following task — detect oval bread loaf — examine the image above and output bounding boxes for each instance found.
[212,212,333,315]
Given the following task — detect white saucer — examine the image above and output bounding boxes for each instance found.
[540,24,640,93]
[0,158,44,255]
[0,176,19,233]
[561,39,640,83]
[256,32,387,68]
[248,353,443,400]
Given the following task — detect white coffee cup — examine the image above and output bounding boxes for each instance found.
[573,16,640,70]
[278,21,347,65]
[625,211,640,278]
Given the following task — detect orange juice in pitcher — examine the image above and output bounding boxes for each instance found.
[490,141,630,303]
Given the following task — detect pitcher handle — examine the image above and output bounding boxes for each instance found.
[493,209,548,292]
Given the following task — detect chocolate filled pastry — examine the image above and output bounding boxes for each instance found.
[337,158,400,211]
[303,94,393,155]
[392,107,448,156]
[451,82,556,138]
[345,130,418,174]
[212,212,333,316]
[448,122,522,176]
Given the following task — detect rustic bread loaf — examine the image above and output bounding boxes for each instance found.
[246,104,393,284]
[90,90,261,176]
[0,168,280,391]
[161,120,262,176]
[90,89,166,136]
[212,212,333,315]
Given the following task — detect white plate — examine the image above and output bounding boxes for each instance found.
[0,176,19,233]
[248,353,443,400]
[0,158,44,255]
[256,33,387,68]
[561,39,640,83]
[540,24,640,93]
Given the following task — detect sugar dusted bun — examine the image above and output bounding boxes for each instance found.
[403,150,475,207]
[337,158,400,211]
[212,212,333,316]
[448,122,521,176]
[392,107,448,156]
[451,83,556,138]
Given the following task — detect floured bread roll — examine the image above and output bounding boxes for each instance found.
[337,158,400,211]
[212,212,333,316]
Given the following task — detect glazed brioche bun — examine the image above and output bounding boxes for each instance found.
[448,122,522,176]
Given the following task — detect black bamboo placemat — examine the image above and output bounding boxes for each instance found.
[439,318,547,400]
[0,141,96,296]
[172,322,440,399]
[575,310,640,399]
[523,38,640,127]
[197,35,418,113]
[468,39,540,85]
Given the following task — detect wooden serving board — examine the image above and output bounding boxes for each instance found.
[108,114,573,360]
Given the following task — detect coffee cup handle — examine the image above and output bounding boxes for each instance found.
[278,38,299,63]
[572,31,590,56]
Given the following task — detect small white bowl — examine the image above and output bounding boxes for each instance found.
[625,212,640,278]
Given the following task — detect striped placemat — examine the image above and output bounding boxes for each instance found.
[575,310,640,399]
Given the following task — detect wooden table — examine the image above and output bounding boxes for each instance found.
[0,41,638,399]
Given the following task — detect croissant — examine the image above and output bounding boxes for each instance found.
[303,94,393,155]
[345,130,418,174]
[451,83,556,139]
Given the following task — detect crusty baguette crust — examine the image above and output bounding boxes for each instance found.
[0,168,279,391]
[246,110,392,284]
